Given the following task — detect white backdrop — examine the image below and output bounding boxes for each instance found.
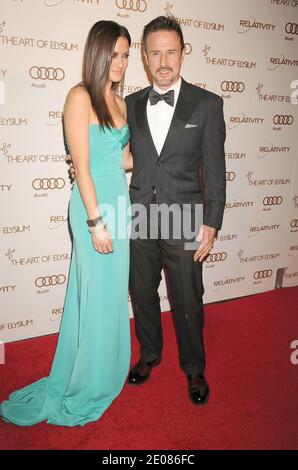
[0,0,298,342]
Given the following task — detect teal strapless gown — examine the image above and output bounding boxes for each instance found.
[0,124,131,427]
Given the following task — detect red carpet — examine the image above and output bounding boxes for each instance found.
[0,287,298,450]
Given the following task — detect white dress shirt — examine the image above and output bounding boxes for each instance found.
[147,77,182,156]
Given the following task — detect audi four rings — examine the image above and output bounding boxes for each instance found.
[263,196,283,206]
[29,66,65,81]
[32,178,65,190]
[253,270,273,280]
[221,81,245,93]
[273,115,294,125]
[206,252,227,263]
[35,275,66,287]
[116,0,147,12]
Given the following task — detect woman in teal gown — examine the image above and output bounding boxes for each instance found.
[0,21,132,427]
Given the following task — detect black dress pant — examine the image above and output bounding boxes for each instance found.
[129,226,206,376]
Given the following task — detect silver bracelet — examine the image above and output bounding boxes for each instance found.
[88,222,107,234]
[86,215,103,228]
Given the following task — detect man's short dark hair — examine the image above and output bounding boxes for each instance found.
[142,16,185,51]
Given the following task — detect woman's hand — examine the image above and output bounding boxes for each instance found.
[91,226,113,254]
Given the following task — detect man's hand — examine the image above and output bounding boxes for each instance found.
[66,155,76,185]
[194,224,217,262]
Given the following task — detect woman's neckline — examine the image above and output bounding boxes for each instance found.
[89,123,128,131]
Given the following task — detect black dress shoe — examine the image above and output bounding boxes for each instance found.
[127,358,161,386]
[187,374,209,405]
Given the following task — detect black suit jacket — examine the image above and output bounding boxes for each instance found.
[125,78,226,243]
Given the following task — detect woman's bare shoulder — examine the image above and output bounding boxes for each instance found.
[64,84,91,112]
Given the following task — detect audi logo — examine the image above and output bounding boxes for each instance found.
[206,252,227,263]
[221,81,245,93]
[253,270,273,280]
[185,43,192,55]
[263,196,283,206]
[29,66,65,81]
[290,219,298,228]
[273,115,294,125]
[35,274,66,287]
[32,178,65,190]
[115,0,147,12]
[285,22,298,35]
[226,171,236,182]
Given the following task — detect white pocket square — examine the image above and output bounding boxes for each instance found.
[185,123,198,128]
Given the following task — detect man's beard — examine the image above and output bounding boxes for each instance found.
[154,67,175,86]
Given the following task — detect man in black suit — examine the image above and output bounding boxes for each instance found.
[125,16,226,405]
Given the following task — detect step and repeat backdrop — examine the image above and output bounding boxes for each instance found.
[0,0,298,342]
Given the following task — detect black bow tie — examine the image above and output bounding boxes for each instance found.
[149,89,175,107]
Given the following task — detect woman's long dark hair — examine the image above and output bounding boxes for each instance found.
[81,20,131,128]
